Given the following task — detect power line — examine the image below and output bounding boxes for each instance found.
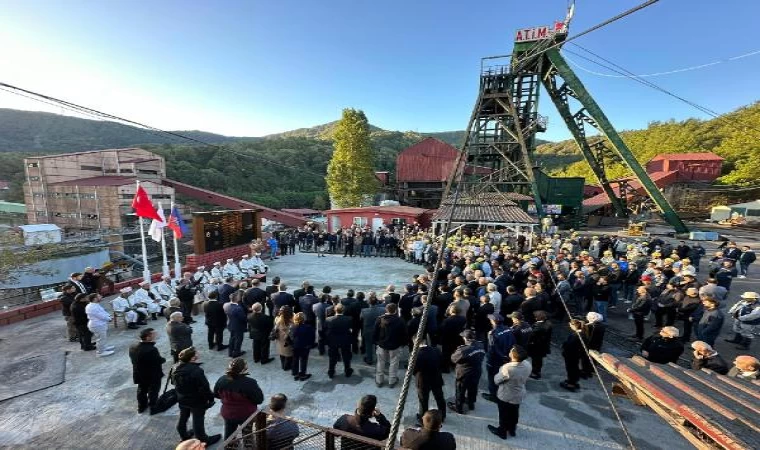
[561,45,760,139]
[564,48,760,78]
[0,82,328,180]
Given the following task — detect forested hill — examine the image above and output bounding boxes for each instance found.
[0,108,251,152]
[539,101,760,186]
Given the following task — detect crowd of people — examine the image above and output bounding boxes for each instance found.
[55,224,760,448]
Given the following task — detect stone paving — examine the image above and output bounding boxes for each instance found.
[0,251,695,449]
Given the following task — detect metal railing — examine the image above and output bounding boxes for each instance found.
[223,410,388,450]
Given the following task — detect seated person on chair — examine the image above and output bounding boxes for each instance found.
[113,287,142,328]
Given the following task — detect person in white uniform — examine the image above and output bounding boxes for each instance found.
[211,262,224,280]
[194,266,210,285]
[130,281,154,319]
[151,276,175,315]
[224,258,243,280]
[250,253,268,274]
[113,287,141,329]
[239,255,256,277]
[85,294,114,357]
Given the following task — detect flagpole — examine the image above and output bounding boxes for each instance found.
[171,201,183,281]
[136,180,152,283]
[158,202,170,278]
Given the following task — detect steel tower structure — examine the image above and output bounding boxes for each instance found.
[455,14,689,233]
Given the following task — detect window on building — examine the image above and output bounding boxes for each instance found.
[33,193,44,198]
[353,217,367,227]
[35,211,46,217]
[27,162,39,168]
[391,218,406,225]
[80,165,102,171]
[120,168,134,173]
[85,214,99,220]
[137,169,158,175]
[81,193,96,199]
[29,176,40,181]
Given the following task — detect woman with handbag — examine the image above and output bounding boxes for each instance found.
[213,358,264,440]
[274,305,294,371]
[172,347,221,446]
[289,312,316,381]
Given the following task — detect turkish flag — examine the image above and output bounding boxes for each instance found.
[131,185,161,221]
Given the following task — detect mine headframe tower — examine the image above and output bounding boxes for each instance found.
[455,12,689,233]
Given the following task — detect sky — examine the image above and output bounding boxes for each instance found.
[1,0,760,141]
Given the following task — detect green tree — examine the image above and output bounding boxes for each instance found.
[312,195,327,210]
[325,108,377,207]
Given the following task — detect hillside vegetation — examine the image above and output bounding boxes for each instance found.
[542,102,760,186]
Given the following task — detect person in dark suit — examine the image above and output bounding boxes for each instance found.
[272,284,296,316]
[265,276,281,316]
[439,306,466,373]
[385,285,401,305]
[172,347,221,446]
[293,281,309,304]
[474,295,494,349]
[247,303,274,364]
[581,312,606,378]
[528,310,553,379]
[129,328,166,414]
[225,292,248,358]
[176,276,202,324]
[341,290,362,353]
[401,410,456,450]
[217,278,237,304]
[326,304,354,378]
[560,319,586,392]
[413,343,447,425]
[243,278,267,311]
[641,326,684,364]
[519,288,542,325]
[202,291,227,352]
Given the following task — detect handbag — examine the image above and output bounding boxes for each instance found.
[150,368,178,415]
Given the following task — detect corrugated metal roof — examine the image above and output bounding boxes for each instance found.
[396,138,459,182]
[582,171,679,210]
[281,208,322,215]
[649,152,724,161]
[433,192,536,224]
[433,204,536,224]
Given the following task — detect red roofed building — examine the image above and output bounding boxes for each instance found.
[325,205,431,232]
[395,138,490,208]
[645,152,724,182]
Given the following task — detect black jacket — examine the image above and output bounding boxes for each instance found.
[203,300,227,328]
[326,314,353,347]
[272,292,296,316]
[474,302,494,333]
[439,315,466,349]
[247,312,274,340]
[71,300,89,327]
[374,314,408,350]
[583,322,606,351]
[60,292,76,317]
[562,332,586,361]
[641,335,684,364]
[172,361,213,409]
[129,341,165,385]
[691,353,729,375]
[413,345,444,389]
[333,413,391,447]
[528,320,552,357]
[218,283,237,304]
[243,287,267,310]
[451,341,486,381]
[502,294,524,316]
[401,429,457,450]
[520,297,542,324]
[399,293,416,321]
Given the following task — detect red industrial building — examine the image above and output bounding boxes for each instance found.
[645,152,724,182]
[395,138,491,208]
[325,205,431,232]
[583,151,724,213]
